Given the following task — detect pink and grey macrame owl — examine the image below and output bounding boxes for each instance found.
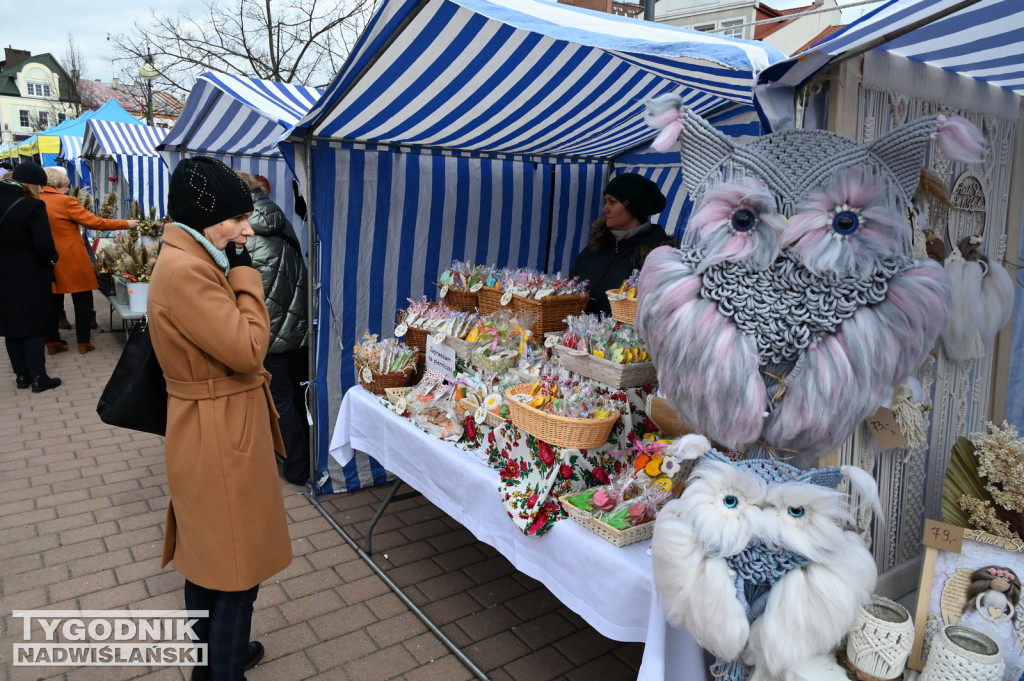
[636,95,986,465]
[654,436,881,681]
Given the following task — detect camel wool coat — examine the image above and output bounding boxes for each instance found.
[148,224,292,591]
[39,187,131,293]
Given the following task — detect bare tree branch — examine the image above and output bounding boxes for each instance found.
[108,0,381,95]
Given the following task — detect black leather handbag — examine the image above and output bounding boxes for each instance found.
[96,321,167,436]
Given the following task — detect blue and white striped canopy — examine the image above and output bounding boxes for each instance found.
[292,0,783,156]
[287,0,784,494]
[82,120,170,217]
[56,136,91,192]
[159,73,322,252]
[760,0,1024,97]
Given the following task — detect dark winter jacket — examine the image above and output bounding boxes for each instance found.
[569,220,676,315]
[246,189,309,354]
[0,181,58,337]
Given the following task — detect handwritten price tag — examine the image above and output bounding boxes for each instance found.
[544,335,557,348]
[474,406,487,422]
[432,331,447,345]
[470,282,483,293]
[922,518,964,553]
[439,284,449,298]
[500,291,512,306]
[361,366,373,384]
[394,322,408,337]
[865,407,908,450]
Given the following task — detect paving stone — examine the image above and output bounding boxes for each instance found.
[344,645,419,681]
[306,630,377,672]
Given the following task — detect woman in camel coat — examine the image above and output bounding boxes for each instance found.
[39,168,137,354]
[148,157,291,680]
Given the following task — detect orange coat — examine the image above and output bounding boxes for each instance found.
[39,187,131,294]
[148,225,292,591]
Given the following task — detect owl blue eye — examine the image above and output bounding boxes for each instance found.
[832,210,859,235]
[723,495,739,508]
[731,209,756,232]
[788,506,805,518]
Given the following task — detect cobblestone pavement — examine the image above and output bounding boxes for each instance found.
[1,292,643,681]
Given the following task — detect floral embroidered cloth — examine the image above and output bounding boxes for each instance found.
[487,385,657,535]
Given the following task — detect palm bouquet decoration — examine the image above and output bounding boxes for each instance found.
[943,421,1024,539]
[98,231,159,284]
[97,191,118,219]
[131,201,164,237]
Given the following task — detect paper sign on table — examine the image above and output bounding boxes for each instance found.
[425,334,456,375]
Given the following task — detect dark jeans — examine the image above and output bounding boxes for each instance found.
[5,336,46,377]
[264,351,310,483]
[184,580,259,681]
[49,292,94,344]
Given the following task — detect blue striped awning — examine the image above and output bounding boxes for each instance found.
[159,73,323,160]
[82,120,170,217]
[56,136,91,190]
[292,0,783,157]
[760,0,1024,97]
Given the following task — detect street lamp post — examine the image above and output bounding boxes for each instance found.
[138,55,158,126]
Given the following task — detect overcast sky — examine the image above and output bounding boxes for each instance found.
[4,0,884,83]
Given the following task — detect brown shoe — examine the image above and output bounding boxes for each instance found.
[78,343,96,354]
[46,341,69,355]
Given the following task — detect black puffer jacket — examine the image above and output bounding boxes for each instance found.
[0,181,58,337]
[246,189,308,354]
[569,221,675,315]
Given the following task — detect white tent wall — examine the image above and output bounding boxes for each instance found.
[1008,207,1024,430]
[795,51,1023,599]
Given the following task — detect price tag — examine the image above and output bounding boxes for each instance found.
[535,287,554,299]
[470,282,483,293]
[439,284,449,298]
[474,406,487,422]
[544,335,557,348]
[361,366,373,384]
[432,331,447,345]
[512,393,532,403]
[923,518,964,553]
[500,291,512,306]
[398,397,408,411]
[394,322,408,337]
[865,407,908,450]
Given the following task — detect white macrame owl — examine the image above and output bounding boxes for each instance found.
[653,436,881,681]
[635,96,986,466]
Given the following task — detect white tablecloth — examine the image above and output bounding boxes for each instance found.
[329,386,708,681]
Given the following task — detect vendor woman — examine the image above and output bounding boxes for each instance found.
[569,173,676,315]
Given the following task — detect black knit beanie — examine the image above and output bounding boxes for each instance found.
[604,173,667,220]
[11,161,47,186]
[167,156,254,232]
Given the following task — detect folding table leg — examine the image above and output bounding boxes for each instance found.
[364,478,404,555]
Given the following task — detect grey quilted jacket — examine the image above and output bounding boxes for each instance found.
[246,189,309,354]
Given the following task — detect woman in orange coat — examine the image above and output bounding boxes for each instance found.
[39,168,137,354]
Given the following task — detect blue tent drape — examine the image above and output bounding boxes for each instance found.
[82,120,170,217]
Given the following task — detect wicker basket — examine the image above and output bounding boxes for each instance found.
[403,326,428,353]
[559,497,654,547]
[384,386,414,405]
[512,293,588,337]
[484,410,507,429]
[552,345,657,389]
[442,335,483,361]
[606,290,637,326]
[477,287,507,315]
[441,286,478,313]
[358,365,415,395]
[504,383,619,450]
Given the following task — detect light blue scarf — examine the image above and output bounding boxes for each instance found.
[173,222,230,275]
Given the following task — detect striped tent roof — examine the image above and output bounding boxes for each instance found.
[290,0,785,159]
[759,0,1024,97]
[83,120,170,216]
[157,73,323,160]
[82,120,167,159]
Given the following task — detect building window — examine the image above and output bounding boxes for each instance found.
[694,23,715,32]
[38,112,49,127]
[58,113,67,123]
[19,110,30,127]
[721,20,744,39]
[26,82,52,98]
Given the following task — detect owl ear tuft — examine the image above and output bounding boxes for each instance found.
[841,465,883,521]
[935,115,986,165]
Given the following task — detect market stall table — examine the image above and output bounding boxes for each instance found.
[329,386,709,681]
[104,295,146,339]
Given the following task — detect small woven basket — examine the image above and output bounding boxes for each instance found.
[512,293,588,338]
[477,287,506,315]
[484,410,507,429]
[504,384,618,450]
[404,326,428,352]
[606,290,637,326]
[559,497,654,547]
[384,386,414,405]
[358,365,415,395]
[441,286,478,313]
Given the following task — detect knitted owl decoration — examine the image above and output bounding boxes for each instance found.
[653,435,882,681]
[636,95,985,465]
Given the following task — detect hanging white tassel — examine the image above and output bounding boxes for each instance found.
[977,256,1015,347]
[939,251,985,361]
[891,382,928,450]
